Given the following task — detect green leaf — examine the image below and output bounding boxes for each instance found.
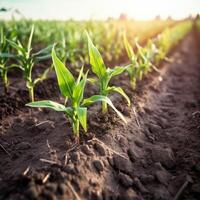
[26,100,67,112]
[52,47,75,98]
[73,71,88,105]
[77,107,87,132]
[6,39,26,55]
[32,44,53,57]
[106,86,130,106]
[107,65,130,78]
[123,32,135,60]
[33,67,50,85]
[135,41,146,61]
[0,53,15,58]
[76,66,84,85]
[87,77,98,85]
[86,31,106,78]
[27,25,34,55]
[7,64,24,71]
[35,54,51,61]
[0,27,4,44]
[82,95,127,123]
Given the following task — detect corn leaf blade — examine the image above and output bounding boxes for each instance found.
[123,33,134,60]
[77,107,87,132]
[106,86,130,106]
[107,65,130,78]
[27,25,34,55]
[52,47,75,98]
[86,31,106,78]
[82,95,127,123]
[73,71,88,105]
[26,100,67,112]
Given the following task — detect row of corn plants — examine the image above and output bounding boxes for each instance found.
[0,20,192,138]
[0,19,175,67]
[123,21,192,89]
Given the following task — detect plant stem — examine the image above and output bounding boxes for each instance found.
[29,86,34,102]
[130,78,136,90]
[73,118,79,137]
[102,101,108,114]
[3,69,9,94]
[139,70,143,81]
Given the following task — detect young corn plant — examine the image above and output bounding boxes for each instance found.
[26,47,126,137]
[7,25,52,102]
[0,27,18,93]
[135,41,154,80]
[123,33,139,90]
[86,31,130,114]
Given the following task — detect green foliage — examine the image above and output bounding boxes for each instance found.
[86,31,130,116]
[27,48,126,137]
[123,21,192,89]
[7,25,52,101]
[123,33,139,89]
[0,18,193,138]
[0,27,17,93]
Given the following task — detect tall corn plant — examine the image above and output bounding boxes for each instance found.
[7,25,52,101]
[86,31,130,114]
[26,47,126,137]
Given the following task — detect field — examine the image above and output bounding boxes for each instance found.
[0,17,200,200]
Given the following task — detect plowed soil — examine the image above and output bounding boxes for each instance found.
[0,30,200,200]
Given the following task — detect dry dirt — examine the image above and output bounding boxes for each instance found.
[0,30,200,200]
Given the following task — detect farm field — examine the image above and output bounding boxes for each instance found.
[0,2,200,200]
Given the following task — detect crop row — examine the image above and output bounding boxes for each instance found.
[0,20,192,138]
[0,19,175,66]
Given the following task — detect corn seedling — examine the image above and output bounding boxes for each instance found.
[123,33,141,89]
[86,31,130,115]
[134,40,154,80]
[0,27,18,93]
[7,25,52,102]
[26,47,126,137]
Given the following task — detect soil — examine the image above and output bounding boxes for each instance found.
[0,30,200,200]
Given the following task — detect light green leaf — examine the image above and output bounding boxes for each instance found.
[73,71,88,105]
[107,65,130,78]
[86,31,106,78]
[26,100,67,112]
[123,32,135,60]
[52,47,75,98]
[76,66,84,85]
[33,68,50,85]
[87,77,98,85]
[82,95,127,123]
[27,25,34,55]
[77,107,87,132]
[106,86,130,106]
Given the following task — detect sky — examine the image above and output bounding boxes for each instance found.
[0,0,199,20]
